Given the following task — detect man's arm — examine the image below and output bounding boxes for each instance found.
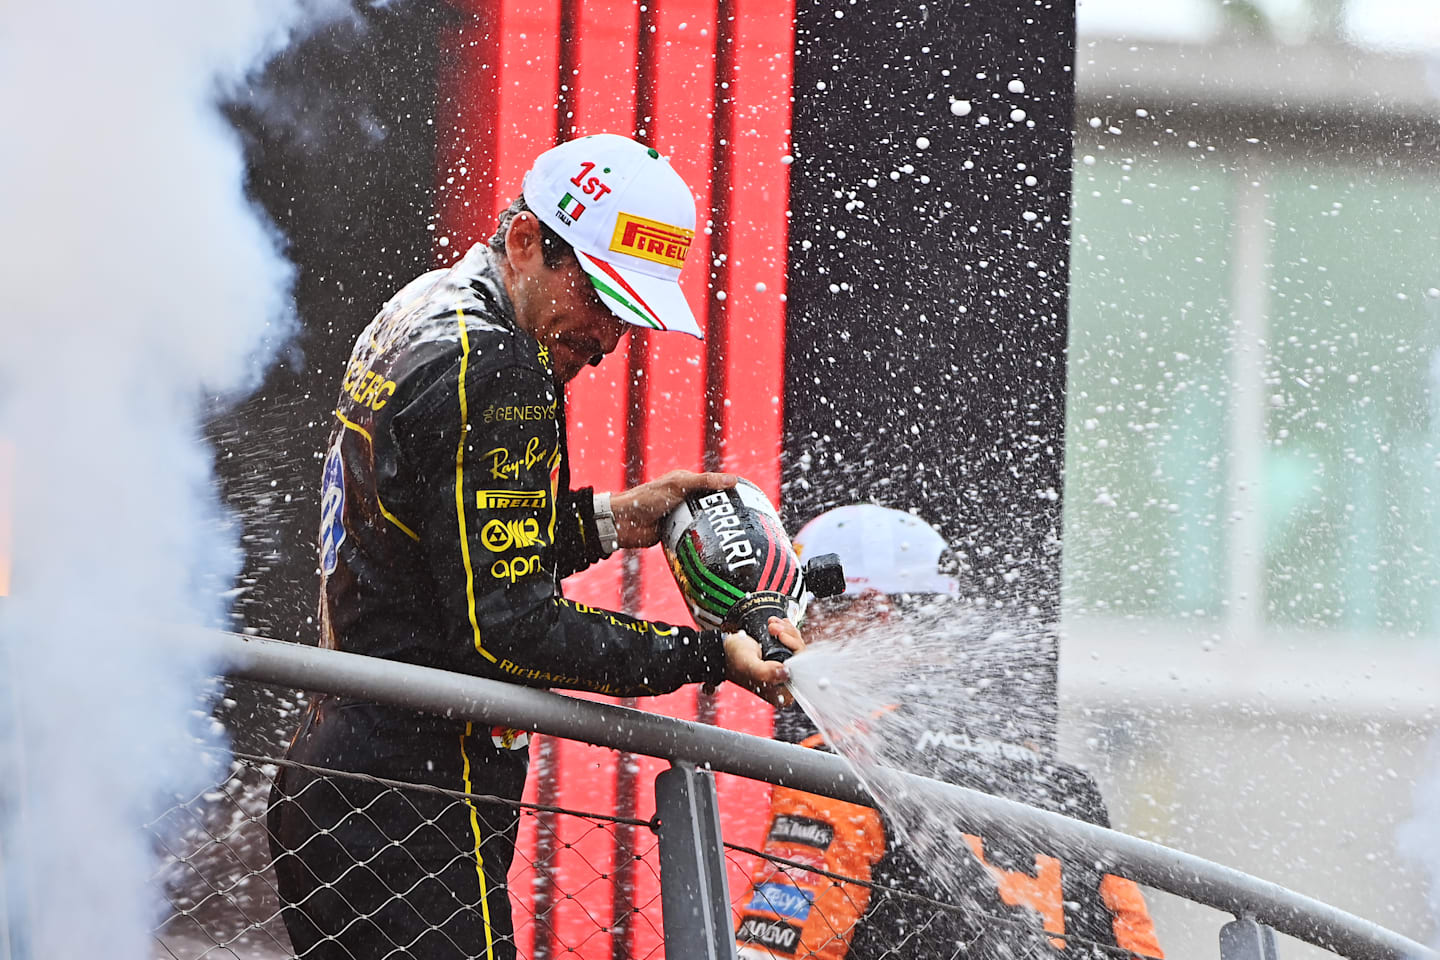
[1060,768,1165,959]
[392,355,795,699]
[390,358,720,695]
[1099,876,1165,959]
[550,485,605,580]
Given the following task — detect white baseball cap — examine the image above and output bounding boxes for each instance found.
[794,505,959,596]
[522,134,702,338]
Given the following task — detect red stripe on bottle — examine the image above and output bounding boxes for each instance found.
[758,522,783,593]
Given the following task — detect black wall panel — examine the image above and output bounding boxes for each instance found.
[784,0,1075,738]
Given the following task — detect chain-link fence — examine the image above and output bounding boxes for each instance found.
[147,751,1163,960]
[150,755,288,959]
[149,752,678,960]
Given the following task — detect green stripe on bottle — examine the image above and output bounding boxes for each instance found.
[678,537,745,612]
[677,546,736,617]
[680,537,745,599]
[686,583,731,618]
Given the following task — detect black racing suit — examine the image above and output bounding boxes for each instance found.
[267,242,726,960]
[734,706,1164,960]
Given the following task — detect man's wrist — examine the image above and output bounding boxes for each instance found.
[700,629,728,688]
[593,491,620,557]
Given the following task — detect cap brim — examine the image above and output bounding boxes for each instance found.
[575,250,703,339]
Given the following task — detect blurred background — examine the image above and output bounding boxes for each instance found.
[1061,0,1440,955]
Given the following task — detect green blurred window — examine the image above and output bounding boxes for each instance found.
[1264,170,1440,632]
[1065,154,1440,635]
[1065,154,1233,619]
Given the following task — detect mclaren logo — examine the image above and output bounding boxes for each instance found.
[609,212,693,269]
[916,729,1038,762]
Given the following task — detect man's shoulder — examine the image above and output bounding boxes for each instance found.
[372,253,547,389]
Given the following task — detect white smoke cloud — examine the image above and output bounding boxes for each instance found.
[0,2,345,956]
[1399,738,1440,952]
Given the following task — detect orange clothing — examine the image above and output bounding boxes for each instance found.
[735,726,1163,960]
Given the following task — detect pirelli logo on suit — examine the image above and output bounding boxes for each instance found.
[476,489,548,510]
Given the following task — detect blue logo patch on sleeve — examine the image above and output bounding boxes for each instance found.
[747,882,813,922]
[319,445,346,575]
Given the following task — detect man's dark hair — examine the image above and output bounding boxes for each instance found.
[489,196,573,269]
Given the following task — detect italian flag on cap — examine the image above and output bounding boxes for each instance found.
[558,192,586,218]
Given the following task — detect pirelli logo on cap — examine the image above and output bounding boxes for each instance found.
[476,489,548,510]
[609,212,693,269]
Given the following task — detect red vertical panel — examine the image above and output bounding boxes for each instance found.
[562,0,643,612]
[626,3,723,956]
[533,717,620,958]
[633,0,720,629]
[436,2,798,952]
[435,0,564,258]
[559,350,629,611]
[507,770,542,959]
[713,0,797,913]
[549,4,644,958]
[718,0,793,496]
[492,8,564,955]
[487,2,565,217]
[434,11,500,260]
[568,0,643,138]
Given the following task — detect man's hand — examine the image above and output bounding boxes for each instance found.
[723,617,805,707]
[610,470,738,549]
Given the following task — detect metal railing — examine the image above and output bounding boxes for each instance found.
[167,630,1434,960]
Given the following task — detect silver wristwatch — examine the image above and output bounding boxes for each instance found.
[593,492,619,557]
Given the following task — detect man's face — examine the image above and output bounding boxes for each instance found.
[802,591,895,644]
[504,214,628,383]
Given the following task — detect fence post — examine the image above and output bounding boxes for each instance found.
[1222,916,1281,960]
[655,761,735,960]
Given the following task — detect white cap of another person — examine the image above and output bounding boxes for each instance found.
[794,504,960,596]
[523,134,703,338]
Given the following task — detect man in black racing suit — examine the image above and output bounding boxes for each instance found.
[268,134,801,960]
